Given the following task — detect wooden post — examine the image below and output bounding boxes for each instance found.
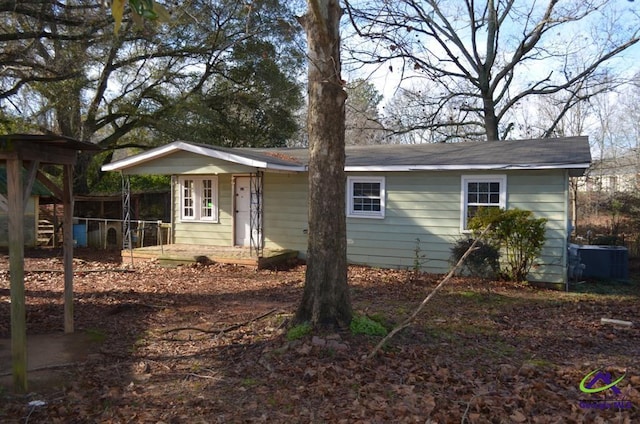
[53,203,58,248]
[7,156,27,392]
[63,164,74,333]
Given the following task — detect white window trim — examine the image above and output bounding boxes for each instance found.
[460,174,507,232]
[347,176,386,219]
[178,176,219,222]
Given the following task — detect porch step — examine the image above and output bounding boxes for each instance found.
[37,219,55,246]
[121,246,299,269]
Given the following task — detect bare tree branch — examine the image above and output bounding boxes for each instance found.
[345,0,640,142]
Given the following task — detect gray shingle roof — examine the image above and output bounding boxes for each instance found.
[251,136,591,170]
[103,136,591,174]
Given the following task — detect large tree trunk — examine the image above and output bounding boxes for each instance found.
[72,152,91,194]
[295,0,352,329]
[482,95,500,141]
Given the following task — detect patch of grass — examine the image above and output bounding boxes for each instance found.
[85,328,107,343]
[571,280,639,296]
[367,312,386,324]
[319,347,336,358]
[242,377,259,387]
[456,291,519,306]
[350,315,388,337]
[525,358,554,368]
[395,306,409,316]
[483,339,517,359]
[286,322,312,341]
[270,313,290,327]
[423,326,456,342]
[426,319,488,339]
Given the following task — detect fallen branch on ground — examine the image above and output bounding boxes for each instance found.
[600,318,633,327]
[366,225,492,360]
[0,362,77,377]
[162,309,278,336]
[183,372,219,380]
[24,269,135,273]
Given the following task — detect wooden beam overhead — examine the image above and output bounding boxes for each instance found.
[36,170,64,200]
[15,142,77,165]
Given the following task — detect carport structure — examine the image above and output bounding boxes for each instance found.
[0,134,100,392]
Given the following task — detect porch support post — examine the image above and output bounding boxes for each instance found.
[249,171,263,258]
[122,174,132,250]
[7,155,27,392]
[63,164,74,333]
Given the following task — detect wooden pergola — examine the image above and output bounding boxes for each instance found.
[0,134,100,393]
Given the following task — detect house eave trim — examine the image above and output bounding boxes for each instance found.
[101,141,306,173]
[344,163,591,172]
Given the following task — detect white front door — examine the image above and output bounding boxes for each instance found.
[234,176,251,246]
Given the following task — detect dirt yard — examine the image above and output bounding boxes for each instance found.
[1,248,639,423]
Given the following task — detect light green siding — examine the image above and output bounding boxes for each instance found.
[263,173,309,253]
[122,151,256,175]
[506,170,569,284]
[172,174,234,245]
[344,170,569,284]
[168,168,570,284]
[346,172,461,271]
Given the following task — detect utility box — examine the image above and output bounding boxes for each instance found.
[574,245,629,281]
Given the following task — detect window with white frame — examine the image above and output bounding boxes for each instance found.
[347,176,385,218]
[179,176,218,222]
[461,175,506,230]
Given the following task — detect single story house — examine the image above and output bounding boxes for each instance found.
[577,152,639,193]
[102,136,591,284]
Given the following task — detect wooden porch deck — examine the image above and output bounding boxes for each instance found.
[121,244,299,269]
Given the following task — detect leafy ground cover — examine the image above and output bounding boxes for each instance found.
[0,248,639,423]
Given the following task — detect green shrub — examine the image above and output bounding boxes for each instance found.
[450,238,500,279]
[286,322,312,341]
[350,315,388,337]
[469,208,547,282]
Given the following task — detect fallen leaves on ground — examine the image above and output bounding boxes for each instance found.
[0,248,638,423]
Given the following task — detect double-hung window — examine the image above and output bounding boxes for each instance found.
[179,176,218,222]
[461,175,506,231]
[347,176,385,219]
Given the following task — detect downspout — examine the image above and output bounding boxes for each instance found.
[564,169,570,292]
[170,175,176,245]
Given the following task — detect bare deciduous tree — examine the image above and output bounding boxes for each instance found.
[344,0,640,141]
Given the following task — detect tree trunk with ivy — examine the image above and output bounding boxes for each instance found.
[295,0,352,329]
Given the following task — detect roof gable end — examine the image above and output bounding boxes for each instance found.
[102,141,306,172]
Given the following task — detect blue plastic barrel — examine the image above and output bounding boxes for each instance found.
[73,223,87,247]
